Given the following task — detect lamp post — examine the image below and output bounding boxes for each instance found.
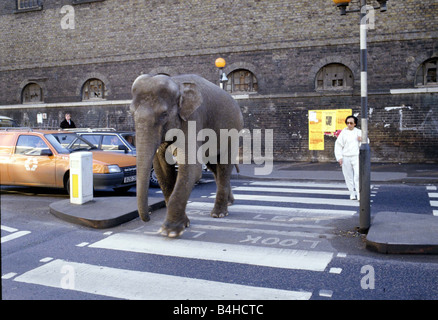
[215,57,228,90]
[332,0,388,233]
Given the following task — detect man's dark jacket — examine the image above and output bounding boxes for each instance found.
[60,119,76,129]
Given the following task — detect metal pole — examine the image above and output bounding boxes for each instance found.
[359,0,371,232]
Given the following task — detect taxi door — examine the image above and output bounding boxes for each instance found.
[0,133,16,184]
[10,135,56,187]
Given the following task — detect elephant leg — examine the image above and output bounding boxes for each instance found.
[207,163,235,209]
[159,164,198,238]
[210,163,234,218]
[153,143,177,205]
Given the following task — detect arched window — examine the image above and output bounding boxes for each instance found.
[315,63,353,91]
[226,69,258,93]
[415,58,437,86]
[82,78,105,100]
[22,83,43,104]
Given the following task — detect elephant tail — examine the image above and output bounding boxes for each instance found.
[234,164,240,173]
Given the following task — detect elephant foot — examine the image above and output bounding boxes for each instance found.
[139,212,150,222]
[210,209,229,218]
[158,216,190,238]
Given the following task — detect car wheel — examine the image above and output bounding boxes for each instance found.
[149,167,160,188]
[64,175,70,195]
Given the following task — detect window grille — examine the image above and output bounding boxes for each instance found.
[315,64,353,91]
[22,83,43,103]
[82,79,105,100]
[416,58,437,86]
[226,69,258,94]
[16,0,42,12]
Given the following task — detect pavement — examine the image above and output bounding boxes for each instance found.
[49,161,438,254]
[49,196,165,229]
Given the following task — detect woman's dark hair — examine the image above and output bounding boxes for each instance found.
[345,115,358,125]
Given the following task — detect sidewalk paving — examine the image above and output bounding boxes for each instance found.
[234,161,438,254]
[233,161,438,184]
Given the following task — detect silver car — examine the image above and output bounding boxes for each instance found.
[62,128,165,186]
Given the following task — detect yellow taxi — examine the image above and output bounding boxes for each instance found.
[0,129,137,193]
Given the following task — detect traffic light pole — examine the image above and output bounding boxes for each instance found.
[359,0,371,232]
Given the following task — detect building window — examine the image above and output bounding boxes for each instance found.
[15,0,43,12]
[22,83,43,104]
[82,79,105,100]
[416,58,437,86]
[315,63,353,91]
[226,69,258,94]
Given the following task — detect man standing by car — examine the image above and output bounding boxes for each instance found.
[60,113,76,129]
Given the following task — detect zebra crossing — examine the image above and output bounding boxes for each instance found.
[9,180,361,300]
[427,185,438,216]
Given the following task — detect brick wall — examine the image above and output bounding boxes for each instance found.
[1,0,437,162]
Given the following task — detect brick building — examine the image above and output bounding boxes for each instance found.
[0,0,437,162]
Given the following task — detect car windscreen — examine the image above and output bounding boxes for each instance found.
[51,133,97,152]
[45,134,70,154]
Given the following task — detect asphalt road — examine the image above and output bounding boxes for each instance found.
[1,177,438,306]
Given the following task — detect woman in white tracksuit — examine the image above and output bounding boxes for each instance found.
[334,115,364,200]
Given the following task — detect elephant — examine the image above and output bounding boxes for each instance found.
[130,74,244,238]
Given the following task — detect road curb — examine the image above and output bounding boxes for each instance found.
[365,211,438,254]
[49,196,165,229]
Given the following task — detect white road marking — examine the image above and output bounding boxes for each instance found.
[329,268,343,274]
[89,233,333,272]
[187,202,357,216]
[218,194,359,207]
[190,223,335,239]
[1,230,31,244]
[2,272,17,280]
[76,242,89,247]
[14,259,312,300]
[1,225,18,233]
[234,186,351,195]
[319,289,333,298]
[249,181,349,189]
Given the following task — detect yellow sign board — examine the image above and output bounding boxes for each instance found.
[308,109,352,150]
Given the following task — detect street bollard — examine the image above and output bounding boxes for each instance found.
[69,152,93,205]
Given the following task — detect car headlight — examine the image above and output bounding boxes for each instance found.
[107,165,121,173]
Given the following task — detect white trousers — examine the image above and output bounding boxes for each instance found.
[342,155,359,196]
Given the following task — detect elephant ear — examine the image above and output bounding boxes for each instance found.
[178,82,203,121]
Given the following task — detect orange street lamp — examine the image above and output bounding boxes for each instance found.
[215,57,226,69]
[215,58,228,89]
[332,0,352,15]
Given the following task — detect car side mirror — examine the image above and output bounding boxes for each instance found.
[40,148,53,156]
[118,145,128,153]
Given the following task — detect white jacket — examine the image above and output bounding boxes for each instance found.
[334,127,363,161]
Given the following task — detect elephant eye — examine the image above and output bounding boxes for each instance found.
[159,111,169,120]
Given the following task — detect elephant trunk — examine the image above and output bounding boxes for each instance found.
[136,128,160,222]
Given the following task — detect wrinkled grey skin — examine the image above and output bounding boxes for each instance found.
[130,74,243,237]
